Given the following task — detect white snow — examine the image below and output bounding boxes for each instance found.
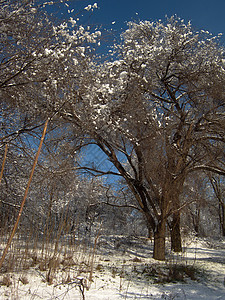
[0,237,224,299]
[84,5,92,11]
[84,3,98,12]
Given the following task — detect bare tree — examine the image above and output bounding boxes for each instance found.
[61,17,224,260]
[0,0,101,244]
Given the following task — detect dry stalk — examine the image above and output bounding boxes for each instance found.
[88,224,102,285]
[0,119,49,271]
[46,205,70,283]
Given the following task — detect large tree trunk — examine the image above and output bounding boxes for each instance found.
[153,219,166,260]
[219,202,225,236]
[171,212,182,252]
[169,182,183,253]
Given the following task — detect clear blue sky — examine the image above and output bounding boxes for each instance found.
[65,0,225,42]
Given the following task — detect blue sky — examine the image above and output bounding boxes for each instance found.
[65,0,225,42]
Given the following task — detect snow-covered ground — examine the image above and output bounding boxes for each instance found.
[0,236,225,299]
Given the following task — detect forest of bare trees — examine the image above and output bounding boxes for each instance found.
[0,0,224,271]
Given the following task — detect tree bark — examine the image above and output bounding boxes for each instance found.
[147,224,152,239]
[168,180,183,253]
[153,219,166,260]
[171,212,182,252]
[219,202,225,236]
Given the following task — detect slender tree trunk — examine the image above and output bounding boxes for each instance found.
[171,212,182,252]
[153,219,166,260]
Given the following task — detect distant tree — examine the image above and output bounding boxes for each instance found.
[208,174,225,236]
[181,173,209,236]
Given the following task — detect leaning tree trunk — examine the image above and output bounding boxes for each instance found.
[153,218,166,261]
